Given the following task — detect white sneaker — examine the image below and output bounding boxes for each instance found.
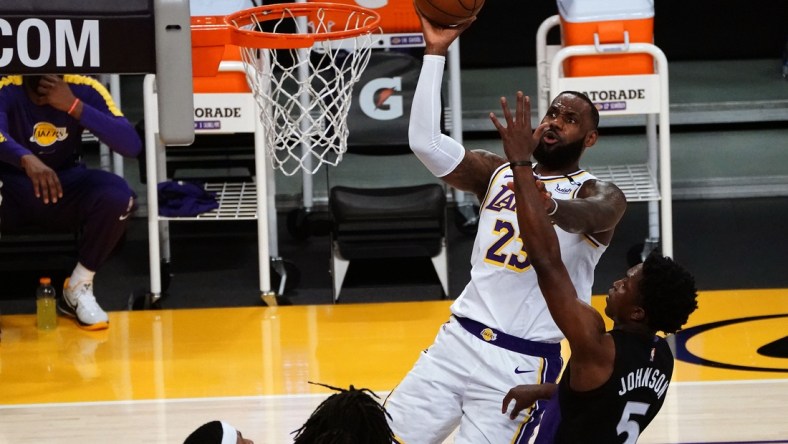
[59,278,109,330]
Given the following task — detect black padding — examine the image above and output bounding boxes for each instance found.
[345,51,426,150]
[135,120,257,183]
[0,0,155,74]
[331,184,446,222]
[457,0,785,68]
[330,184,446,259]
[0,227,79,296]
[0,0,152,14]
[326,51,448,270]
[0,230,77,260]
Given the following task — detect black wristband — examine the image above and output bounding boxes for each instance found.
[509,160,533,168]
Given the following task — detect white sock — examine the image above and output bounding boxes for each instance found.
[69,263,96,289]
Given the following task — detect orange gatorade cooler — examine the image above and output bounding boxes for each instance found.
[191,16,249,93]
[558,0,655,77]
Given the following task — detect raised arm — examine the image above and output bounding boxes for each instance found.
[39,75,141,158]
[490,92,610,364]
[409,11,504,201]
[61,75,142,158]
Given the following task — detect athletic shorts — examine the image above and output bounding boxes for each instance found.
[384,316,563,444]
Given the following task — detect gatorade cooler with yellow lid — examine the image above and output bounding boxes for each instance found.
[558,0,655,77]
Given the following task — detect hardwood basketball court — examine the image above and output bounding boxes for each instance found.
[1,289,786,443]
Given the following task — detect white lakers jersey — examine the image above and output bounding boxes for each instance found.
[450,163,607,343]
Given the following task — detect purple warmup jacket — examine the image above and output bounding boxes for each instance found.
[0,75,141,172]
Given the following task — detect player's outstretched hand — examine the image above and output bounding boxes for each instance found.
[490,91,548,164]
[502,383,555,420]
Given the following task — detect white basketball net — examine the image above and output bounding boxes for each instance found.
[229,7,379,176]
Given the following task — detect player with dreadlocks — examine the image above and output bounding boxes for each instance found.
[292,382,395,444]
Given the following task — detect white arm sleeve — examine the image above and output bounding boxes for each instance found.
[409,54,466,177]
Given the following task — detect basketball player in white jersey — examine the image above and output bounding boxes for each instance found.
[383,13,627,444]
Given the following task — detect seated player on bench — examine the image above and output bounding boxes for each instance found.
[0,74,141,330]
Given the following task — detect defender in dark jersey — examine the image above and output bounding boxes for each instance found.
[490,92,698,443]
[0,74,142,330]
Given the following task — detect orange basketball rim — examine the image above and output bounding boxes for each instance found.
[191,2,382,77]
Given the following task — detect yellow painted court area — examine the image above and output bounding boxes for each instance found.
[591,288,788,381]
[1,289,786,405]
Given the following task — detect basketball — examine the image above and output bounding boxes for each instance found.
[414,0,485,27]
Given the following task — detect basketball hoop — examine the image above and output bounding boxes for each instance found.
[192,3,381,176]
